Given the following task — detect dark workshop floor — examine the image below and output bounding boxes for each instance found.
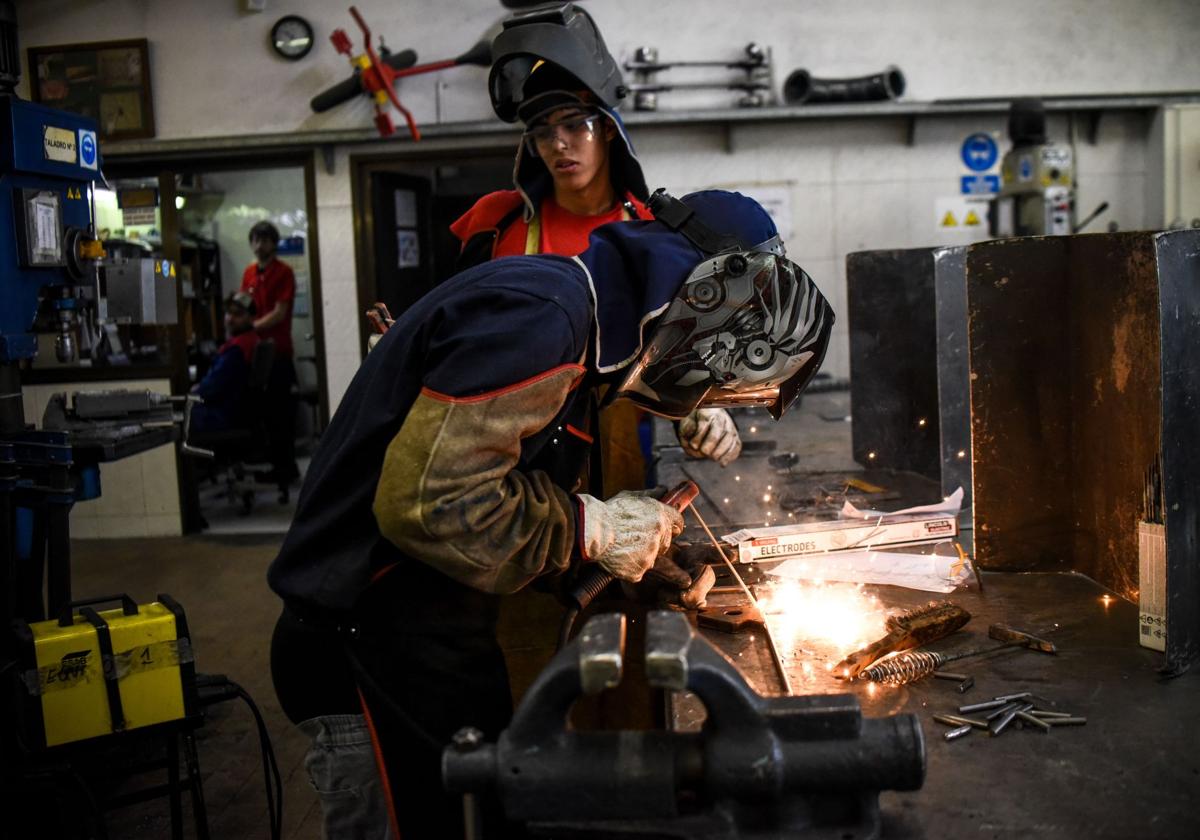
[41,389,1200,838]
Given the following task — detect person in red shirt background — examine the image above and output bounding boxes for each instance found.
[241,220,300,485]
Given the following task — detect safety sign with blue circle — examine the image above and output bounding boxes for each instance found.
[960,133,998,172]
[78,129,98,170]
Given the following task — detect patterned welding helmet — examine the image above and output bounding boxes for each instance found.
[615,191,834,420]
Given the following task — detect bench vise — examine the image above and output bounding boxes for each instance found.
[444,611,926,839]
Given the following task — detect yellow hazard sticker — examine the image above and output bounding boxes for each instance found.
[940,211,958,227]
[964,209,981,226]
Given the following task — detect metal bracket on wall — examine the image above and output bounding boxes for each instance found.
[722,121,735,154]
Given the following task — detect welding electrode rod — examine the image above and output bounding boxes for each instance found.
[1016,711,1050,732]
[932,714,987,730]
[933,671,970,681]
[943,724,972,741]
[689,505,792,696]
[958,698,1009,714]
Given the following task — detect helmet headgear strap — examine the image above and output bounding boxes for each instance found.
[647,188,749,254]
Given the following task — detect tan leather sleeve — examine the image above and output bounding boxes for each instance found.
[373,364,585,594]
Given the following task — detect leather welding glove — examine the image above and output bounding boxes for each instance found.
[577,491,684,583]
[621,542,718,609]
[678,408,742,467]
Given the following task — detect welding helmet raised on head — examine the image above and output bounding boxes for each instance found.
[615,190,835,420]
[489,2,626,123]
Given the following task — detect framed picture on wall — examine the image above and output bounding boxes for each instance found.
[27,38,155,141]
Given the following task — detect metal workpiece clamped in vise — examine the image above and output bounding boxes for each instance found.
[444,611,926,839]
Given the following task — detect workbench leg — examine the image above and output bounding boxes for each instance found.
[1,487,13,633]
[19,503,47,621]
[46,500,71,619]
[167,734,184,840]
[184,731,210,840]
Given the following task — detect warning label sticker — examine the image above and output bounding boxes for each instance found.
[935,197,991,236]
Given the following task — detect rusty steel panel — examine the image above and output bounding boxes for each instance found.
[968,234,1162,597]
[966,230,1200,669]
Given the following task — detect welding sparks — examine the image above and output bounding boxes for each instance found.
[917,418,927,427]
[1100,594,1115,610]
[757,580,891,660]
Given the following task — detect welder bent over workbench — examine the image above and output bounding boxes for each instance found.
[266,188,834,838]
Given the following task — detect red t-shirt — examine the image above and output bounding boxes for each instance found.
[449,189,651,260]
[536,198,627,257]
[240,258,295,357]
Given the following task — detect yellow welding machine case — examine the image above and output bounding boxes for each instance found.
[14,594,198,749]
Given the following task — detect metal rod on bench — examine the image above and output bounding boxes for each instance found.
[689,505,792,695]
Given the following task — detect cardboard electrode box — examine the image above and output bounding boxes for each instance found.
[727,512,959,564]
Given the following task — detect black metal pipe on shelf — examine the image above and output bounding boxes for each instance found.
[784,66,906,105]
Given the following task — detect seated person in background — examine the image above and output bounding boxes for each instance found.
[190,292,262,434]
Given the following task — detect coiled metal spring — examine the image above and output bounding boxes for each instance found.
[861,650,947,685]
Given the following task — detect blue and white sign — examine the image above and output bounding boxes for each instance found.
[1018,154,1034,182]
[960,133,998,172]
[78,129,98,170]
[961,174,1000,195]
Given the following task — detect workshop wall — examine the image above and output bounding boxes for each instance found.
[16,0,1200,407]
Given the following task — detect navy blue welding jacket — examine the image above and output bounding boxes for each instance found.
[268,191,778,615]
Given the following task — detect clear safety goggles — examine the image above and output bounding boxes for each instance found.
[522,112,603,156]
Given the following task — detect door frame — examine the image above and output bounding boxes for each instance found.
[349,148,514,353]
[105,151,329,532]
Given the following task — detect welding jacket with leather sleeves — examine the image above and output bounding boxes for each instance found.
[267,191,779,622]
[268,255,596,617]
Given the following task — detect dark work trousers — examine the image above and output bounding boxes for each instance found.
[266,355,298,481]
[290,562,519,839]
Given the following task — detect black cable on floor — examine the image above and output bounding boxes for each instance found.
[196,675,282,840]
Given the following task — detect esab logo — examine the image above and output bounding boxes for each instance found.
[46,649,92,686]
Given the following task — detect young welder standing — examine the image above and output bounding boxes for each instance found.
[453,6,742,490]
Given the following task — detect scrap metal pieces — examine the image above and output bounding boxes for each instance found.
[836,601,972,679]
[934,690,1087,742]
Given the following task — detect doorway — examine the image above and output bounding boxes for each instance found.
[351,153,513,350]
[99,154,329,534]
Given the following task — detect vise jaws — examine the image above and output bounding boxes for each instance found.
[444,611,926,839]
